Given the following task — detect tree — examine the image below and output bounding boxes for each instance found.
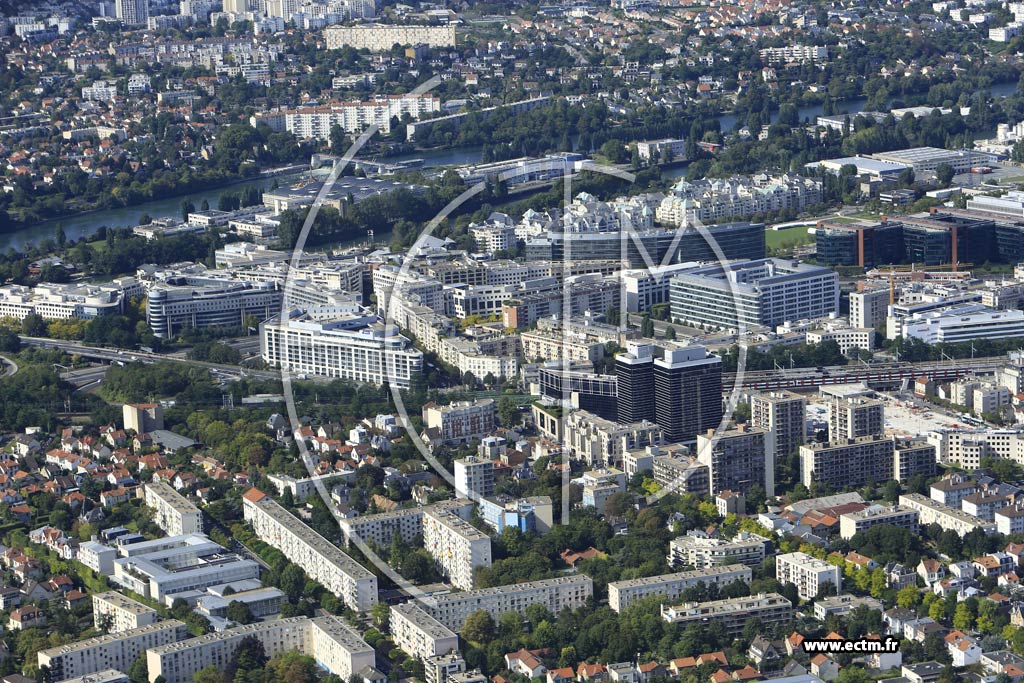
[664,325,676,340]
[21,313,47,337]
[953,602,974,631]
[280,564,306,601]
[897,585,920,609]
[462,610,495,644]
[0,328,21,353]
[935,163,955,187]
[226,600,254,625]
[497,396,519,427]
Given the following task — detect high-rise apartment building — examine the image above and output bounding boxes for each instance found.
[829,397,885,440]
[697,426,774,498]
[751,390,806,459]
[115,0,149,25]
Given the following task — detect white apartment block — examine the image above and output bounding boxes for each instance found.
[759,45,829,64]
[338,500,474,548]
[660,593,793,637]
[658,174,822,226]
[38,620,187,681]
[849,288,889,330]
[266,471,354,503]
[58,670,129,683]
[422,509,492,590]
[260,314,423,389]
[668,532,767,569]
[806,326,876,354]
[146,617,373,683]
[82,80,118,101]
[324,24,456,51]
[564,410,661,468]
[454,457,495,499]
[143,482,202,537]
[242,489,378,612]
[421,576,593,631]
[422,400,496,444]
[838,506,919,541]
[520,330,604,364]
[899,493,997,537]
[927,429,1024,469]
[775,552,842,600]
[390,602,459,662]
[92,591,158,634]
[996,502,1024,535]
[251,94,441,137]
[607,565,753,612]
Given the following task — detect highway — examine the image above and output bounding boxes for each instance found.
[19,336,287,382]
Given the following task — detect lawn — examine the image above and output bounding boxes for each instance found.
[765,225,815,250]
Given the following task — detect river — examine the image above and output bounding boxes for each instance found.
[4,82,1018,252]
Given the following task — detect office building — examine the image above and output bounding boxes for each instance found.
[422,400,496,445]
[668,532,768,569]
[112,534,260,603]
[390,603,459,662]
[839,506,920,540]
[654,345,723,443]
[535,364,618,420]
[697,426,774,498]
[422,509,492,590]
[147,278,280,338]
[242,489,378,612]
[146,617,373,683]
[829,397,884,440]
[869,147,998,174]
[660,593,792,636]
[422,576,593,631]
[324,24,456,51]
[525,222,765,267]
[92,592,158,634]
[454,457,494,499]
[143,482,202,537]
[607,565,752,612]
[621,263,701,313]
[669,259,839,331]
[751,391,806,459]
[899,493,997,536]
[615,343,656,423]
[260,313,423,389]
[815,221,904,269]
[123,404,163,435]
[776,552,841,600]
[38,621,187,681]
[798,436,895,489]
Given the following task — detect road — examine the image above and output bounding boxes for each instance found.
[19,336,289,382]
